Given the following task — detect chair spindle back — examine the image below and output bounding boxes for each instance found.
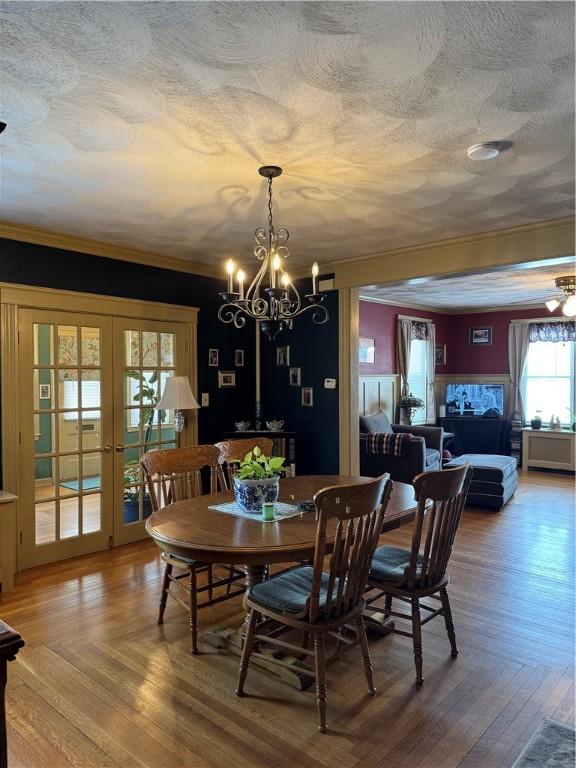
[309,474,392,624]
[214,438,275,491]
[142,446,221,511]
[406,465,473,588]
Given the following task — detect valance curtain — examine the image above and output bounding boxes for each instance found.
[397,318,413,397]
[508,323,531,418]
[411,321,428,341]
[426,322,436,419]
[529,321,576,343]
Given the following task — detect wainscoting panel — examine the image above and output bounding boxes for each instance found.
[359,375,399,420]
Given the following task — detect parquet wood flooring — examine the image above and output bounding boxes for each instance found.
[1,470,574,767]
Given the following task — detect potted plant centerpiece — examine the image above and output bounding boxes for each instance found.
[233,446,285,514]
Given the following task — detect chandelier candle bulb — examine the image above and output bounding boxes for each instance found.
[226,259,236,292]
[312,262,319,294]
[237,269,246,300]
[271,254,281,289]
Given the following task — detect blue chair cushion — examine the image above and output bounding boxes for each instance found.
[369,545,421,585]
[249,565,338,616]
[167,552,197,565]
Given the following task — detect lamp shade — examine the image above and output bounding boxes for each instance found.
[156,377,199,410]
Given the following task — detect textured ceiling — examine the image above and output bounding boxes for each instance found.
[361,259,576,309]
[1,1,574,269]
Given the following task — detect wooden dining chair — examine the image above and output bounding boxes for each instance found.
[214,437,275,491]
[142,446,245,654]
[364,464,473,684]
[236,474,393,733]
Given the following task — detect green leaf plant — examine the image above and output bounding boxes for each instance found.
[236,445,285,481]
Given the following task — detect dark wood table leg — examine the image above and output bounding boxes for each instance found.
[0,622,24,768]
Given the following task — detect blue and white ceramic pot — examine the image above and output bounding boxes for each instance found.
[233,476,280,514]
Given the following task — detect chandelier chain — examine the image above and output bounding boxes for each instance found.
[267,177,274,236]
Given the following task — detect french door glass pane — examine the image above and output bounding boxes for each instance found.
[35,501,56,545]
[82,494,102,534]
[60,496,80,539]
[58,326,78,366]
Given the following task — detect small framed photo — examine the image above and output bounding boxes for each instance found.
[302,387,314,407]
[39,384,51,399]
[434,344,446,366]
[289,367,301,386]
[276,346,290,367]
[359,336,375,363]
[234,349,244,367]
[218,371,236,388]
[470,327,492,346]
[208,349,219,367]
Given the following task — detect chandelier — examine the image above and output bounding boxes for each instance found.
[218,165,329,340]
[545,276,576,317]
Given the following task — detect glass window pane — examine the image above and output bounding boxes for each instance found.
[35,412,55,455]
[82,493,101,534]
[80,370,101,416]
[35,458,54,501]
[81,453,101,491]
[125,330,141,367]
[35,368,55,409]
[59,370,79,410]
[82,411,101,450]
[59,455,79,496]
[35,501,56,545]
[81,327,100,366]
[34,324,54,366]
[160,422,176,444]
[60,496,79,539]
[142,331,158,366]
[58,326,78,366]
[125,370,140,407]
[141,371,159,405]
[59,411,79,452]
[160,333,175,367]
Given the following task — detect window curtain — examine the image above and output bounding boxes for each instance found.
[529,321,576,343]
[426,322,436,419]
[397,318,413,397]
[508,323,531,418]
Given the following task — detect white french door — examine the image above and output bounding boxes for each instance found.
[18,309,190,567]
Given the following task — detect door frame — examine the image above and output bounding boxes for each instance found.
[1,282,199,573]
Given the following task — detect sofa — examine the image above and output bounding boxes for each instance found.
[359,411,443,484]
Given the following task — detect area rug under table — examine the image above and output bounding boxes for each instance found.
[512,718,575,768]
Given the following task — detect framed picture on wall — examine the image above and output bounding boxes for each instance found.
[208,348,219,367]
[39,384,51,399]
[234,349,244,367]
[302,387,314,407]
[359,336,375,363]
[218,371,236,388]
[276,346,290,366]
[289,367,301,386]
[435,344,446,366]
[469,327,492,346]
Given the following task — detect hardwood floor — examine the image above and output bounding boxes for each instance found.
[2,470,574,767]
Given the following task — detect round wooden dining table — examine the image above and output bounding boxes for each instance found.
[146,475,417,687]
[146,474,417,586]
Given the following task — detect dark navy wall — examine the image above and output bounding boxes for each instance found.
[260,277,339,475]
[0,238,255,451]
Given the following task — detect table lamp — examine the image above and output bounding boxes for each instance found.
[156,376,200,433]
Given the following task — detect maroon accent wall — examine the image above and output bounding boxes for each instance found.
[359,301,449,376]
[360,301,560,377]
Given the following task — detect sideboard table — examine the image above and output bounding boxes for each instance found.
[0,621,24,768]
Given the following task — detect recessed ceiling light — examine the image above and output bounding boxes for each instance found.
[467,142,501,161]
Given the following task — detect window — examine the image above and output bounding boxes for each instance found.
[409,339,428,425]
[522,341,575,424]
[62,380,100,420]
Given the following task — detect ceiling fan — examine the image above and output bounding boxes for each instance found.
[544,275,576,317]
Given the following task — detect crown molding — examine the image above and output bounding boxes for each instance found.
[0,219,220,278]
[359,295,555,315]
[333,217,575,289]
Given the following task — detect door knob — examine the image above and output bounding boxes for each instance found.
[115,444,125,452]
[103,444,113,454]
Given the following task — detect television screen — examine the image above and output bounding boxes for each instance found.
[445,384,504,416]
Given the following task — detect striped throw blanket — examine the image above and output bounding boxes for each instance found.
[367,432,412,457]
